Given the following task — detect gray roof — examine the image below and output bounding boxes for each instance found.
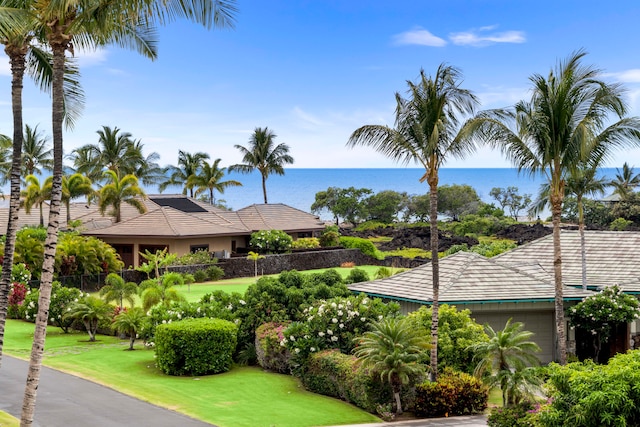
[349,251,593,305]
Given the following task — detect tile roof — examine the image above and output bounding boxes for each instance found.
[235,203,325,232]
[348,251,592,304]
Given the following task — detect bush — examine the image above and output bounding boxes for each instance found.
[374,267,393,279]
[172,250,216,265]
[487,402,538,427]
[8,282,28,319]
[292,237,320,250]
[250,229,293,254]
[22,282,84,332]
[344,268,370,284]
[193,270,208,283]
[339,236,383,260]
[610,217,632,231]
[205,265,225,281]
[414,369,488,417]
[255,322,291,373]
[55,232,124,276]
[155,318,237,376]
[319,230,340,247]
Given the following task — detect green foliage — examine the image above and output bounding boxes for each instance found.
[255,322,291,373]
[155,318,237,376]
[415,369,488,417]
[374,267,393,279]
[193,270,208,283]
[354,221,388,231]
[539,351,640,426]
[311,187,372,226]
[205,265,225,281]
[21,283,83,332]
[250,229,293,254]
[339,236,384,260]
[11,262,32,284]
[100,273,138,309]
[12,227,46,277]
[487,402,540,427]
[407,305,488,374]
[55,232,124,276]
[291,237,320,249]
[471,239,517,257]
[364,190,409,223]
[112,307,147,350]
[319,229,340,247]
[172,250,216,266]
[381,247,431,259]
[64,296,114,341]
[283,294,400,369]
[344,268,370,284]
[609,217,632,231]
[442,214,515,237]
[139,274,187,312]
[490,187,532,220]
[437,184,481,221]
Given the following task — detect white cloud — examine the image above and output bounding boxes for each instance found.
[291,106,327,128]
[70,47,109,68]
[476,85,530,108]
[449,27,525,47]
[0,52,10,76]
[607,69,640,83]
[392,28,447,47]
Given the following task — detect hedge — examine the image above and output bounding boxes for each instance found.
[414,368,488,417]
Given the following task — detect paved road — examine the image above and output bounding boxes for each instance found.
[333,415,488,427]
[0,356,213,427]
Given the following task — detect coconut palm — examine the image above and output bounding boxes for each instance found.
[44,173,95,224]
[354,317,430,414]
[98,170,146,223]
[22,124,53,177]
[160,150,210,197]
[347,65,479,380]
[21,174,48,226]
[610,162,640,200]
[465,50,640,364]
[470,319,541,407]
[230,127,294,204]
[64,296,113,342]
[112,307,147,350]
[99,273,138,310]
[0,134,12,184]
[189,158,242,205]
[131,139,164,187]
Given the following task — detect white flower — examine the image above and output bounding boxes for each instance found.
[327,329,333,335]
[378,315,383,320]
[308,316,314,321]
[162,320,167,324]
[280,339,287,347]
[25,315,30,320]
[361,317,366,322]
[227,304,234,310]
[331,336,338,342]
[289,335,296,341]
[332,318,338,323]
[239,299,246,305]
[304,335,310,339]
[318,331,325,337]
[338,304,343,309]
[295,348,300,354]
[339,323,344,329]
[331,302,337,308]
[310,347,316,352]
[337,310,343,316]
[196,307,201,313]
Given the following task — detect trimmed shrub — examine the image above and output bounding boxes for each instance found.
[155,318,237,376]
[339,236,383,260]
[255,322,291,373]
[414,369,488,417]
[344,268,370,284]
[292,237,320,250]
[193,269,208,283]
[487,402,538,427]
[205,265,225,281]
[319,230,340,247]
[250,229,293,254]
[172,250,216,265]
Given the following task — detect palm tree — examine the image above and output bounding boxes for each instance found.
[139,273,186,312]
[246,251,265,277]
[0,134,12,184]
[131,139,164,187]
[466,50,640,364]
[98,170,147,223]
[44,173,95,224]
[22,124,53,177]
[230,127,294,204]
[353,317,430,414]
[610,162,640,200]
[347,65,479,380]
[189,158,242,205]
[470,319,541,407]
[63,296,113,342]
[160,150,210,197]
[112,307,147,350]
[21,174,48,227]
[99,273,138,310]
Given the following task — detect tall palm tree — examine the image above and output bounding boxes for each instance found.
[189,158,242,205]
[466,50,640,364]
[347,65,479,380]
[353,317,430,414]
[160,150,210,197]
[21,174,47,227]
[609,162,640,200]
[22,124,53,177]
[98,170,147,223]
[0,134,12,184]
[230,127,294,204]
[131,139,164,187]
[19,1,236,424]
[470,319,541,407]
[43,173,95,224]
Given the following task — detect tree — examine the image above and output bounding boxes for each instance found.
[490,187,532,220]
[353,317,430,414]
[246,251,265,277]
[58,173,95,223]
[112,307,147,350]
[98,170,147,223]
[405,194,431,222]
[160,150,210,197]
[131,139,165,187]
[470,319,541,407]
[364,190,409,223]
[610,162,640,200]
[100,273,138,310]
[21,124,53,177]
[64,296,113,342]
[311,187,343,225]
[466,50,640,364]
[230,127,294,204]
[311,186,371,226]
[21,175,48,227]
[139,274,186,312]
[436,184,481,221]
[347,65,479,380]
[188,158,242,205]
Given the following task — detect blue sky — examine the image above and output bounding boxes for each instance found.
[2,0,640,169]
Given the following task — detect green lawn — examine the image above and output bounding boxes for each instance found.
[0,411,18,427]
[4,319,380,427]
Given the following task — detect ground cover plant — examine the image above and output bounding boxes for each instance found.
[3,319,379,427]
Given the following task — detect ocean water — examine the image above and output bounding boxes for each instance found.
[157,167,618,220]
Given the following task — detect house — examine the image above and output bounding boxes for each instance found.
[0,194,326,267]
[349,231,640,363]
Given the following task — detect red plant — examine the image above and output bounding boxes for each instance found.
[8,282,28,306]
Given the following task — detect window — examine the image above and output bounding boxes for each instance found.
[190,244,209,253]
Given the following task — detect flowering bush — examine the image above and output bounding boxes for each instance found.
[8,282,28,319]
[568,284,640,342]
[249,229,293,254]
[283,294,400,370]
[22,283,84,332]
[255,322,291,373]
[291,237,320,250]
[11,262,31,284]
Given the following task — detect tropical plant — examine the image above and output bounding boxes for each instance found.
[609,162,640,200]
[466,50,640,364]
[21,174,48,226]
[347,65,479,379]
[188,158,242,205]
[44,173,95,223]
[22,124,53,177]
[246,251,265,277]
[112,307,147,350]
[469,319,542,407]
[160,150,210,197]
[249,229,293,254]
[100,273,138,310]
[98,170,146,223]
[64,296,113,342]
[353,317,430,414]
[139,274,187,312]
[230,127,294,204]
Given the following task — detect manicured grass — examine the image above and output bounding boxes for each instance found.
[0,411,18,427]
[4,320,380,427]
[488,387,503,407]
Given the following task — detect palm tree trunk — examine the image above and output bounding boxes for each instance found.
[551,191,567,365]
[21,39,67,426]
[262,174,268,204]
[428,178,439,381]
[0,45,28,365]
[578,195,587,289]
